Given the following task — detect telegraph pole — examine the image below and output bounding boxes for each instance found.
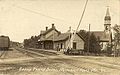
[53,31,54,50]
[88,24,90,55]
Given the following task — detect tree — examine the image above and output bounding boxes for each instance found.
[84,32,101,54]
[113,24,120,56]
[89,33,101,54]
[78,30,88,52]
[23,35,40,48]
[24,39,30,48]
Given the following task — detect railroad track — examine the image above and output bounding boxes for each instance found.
[16,48,119,72]
[16,47,58,58]
[45,56,120,74]
[15,48,96,74]
[6,48,120,74]
[0,48,118,74]
[15,48,45,58]
[49,58,99,74]
[70,56,120,71]
[28,48,58,56]
[26,48,120,70]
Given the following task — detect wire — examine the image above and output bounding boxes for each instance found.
[66,0,89,49]
[72,0,88,40]
[76,0,88,32]
[70,0,88,48]
[72,0,88,41]
[12,4,74,25]
[12,1,89,49]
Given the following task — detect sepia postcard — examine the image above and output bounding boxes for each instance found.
[0,0,120,75]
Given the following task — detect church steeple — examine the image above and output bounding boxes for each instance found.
[104,7,111,31]
[106,7,110,17]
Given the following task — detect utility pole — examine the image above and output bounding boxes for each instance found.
[88,24,90,55]
[114,37,117,57]
[53,31,54,50]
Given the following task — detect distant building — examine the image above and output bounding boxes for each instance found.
[38,24,85,50]
[37,24,60,49]
[91,7,112,51]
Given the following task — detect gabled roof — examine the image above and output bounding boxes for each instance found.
[41,27,60,35]
[76,33,86,41]
[54,33,70,41]
[78,30,112,42]
[91,31,111,42]
[39,35,54,41]
[54,32,85,42]
[39,25,61,41]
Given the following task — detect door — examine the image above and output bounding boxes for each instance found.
[73,42,77,49]
[61,43,63,49]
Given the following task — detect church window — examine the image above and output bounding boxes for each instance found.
[105,26,108,30]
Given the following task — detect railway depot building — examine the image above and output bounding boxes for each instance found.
[37,7,112,52]
[37,24,85,50]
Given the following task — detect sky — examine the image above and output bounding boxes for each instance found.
[0,0,120,42]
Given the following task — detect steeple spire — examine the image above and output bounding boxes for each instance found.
[106,7,110,16]
[104,6,111,20]
[104,7,111,31]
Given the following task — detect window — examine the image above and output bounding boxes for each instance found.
[105,26,108,30]
[61,43,63,49]
[73,42,77,49]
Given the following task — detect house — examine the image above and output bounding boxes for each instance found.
[37,24,61,49]
[54,32,85,50]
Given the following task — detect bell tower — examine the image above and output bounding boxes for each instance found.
[104,7,111,32]
[104,7,112,44]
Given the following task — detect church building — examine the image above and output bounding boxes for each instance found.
[92,7,112,51]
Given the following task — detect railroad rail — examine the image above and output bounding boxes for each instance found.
[15,48,46,58]
[27,48,58,56]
